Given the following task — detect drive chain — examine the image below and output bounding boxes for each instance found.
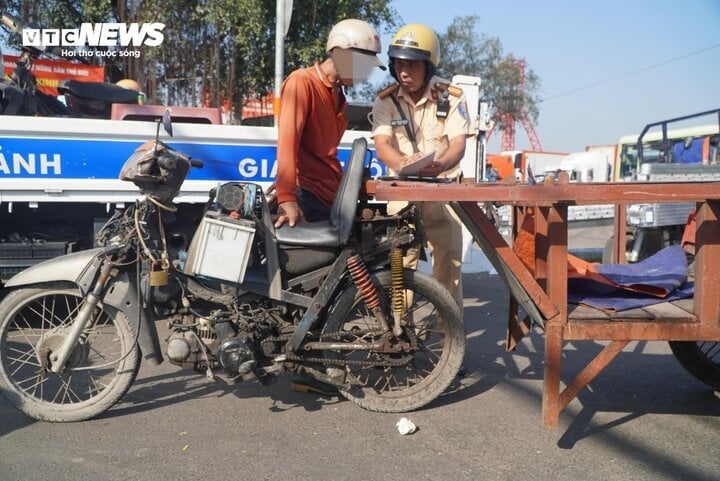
[262,329,413,368]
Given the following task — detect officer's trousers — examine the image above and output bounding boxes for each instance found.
[389,200,464,314]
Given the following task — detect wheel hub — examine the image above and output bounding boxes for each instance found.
[36,332,90,371]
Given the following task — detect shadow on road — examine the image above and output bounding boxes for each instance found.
[457,271,720,448]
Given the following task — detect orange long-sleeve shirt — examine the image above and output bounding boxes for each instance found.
[275,63,348,208]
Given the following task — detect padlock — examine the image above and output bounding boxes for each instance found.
[149,268,169,286]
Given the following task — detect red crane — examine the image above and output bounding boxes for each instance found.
[487,58,542,151]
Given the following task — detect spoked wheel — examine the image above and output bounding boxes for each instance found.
[669,341,720,390]
[323,269,465,412]
[0,284,140,422]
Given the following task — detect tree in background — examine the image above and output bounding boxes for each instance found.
[0,0,397,122]
[438,15,541,134]
[0,4,537,130]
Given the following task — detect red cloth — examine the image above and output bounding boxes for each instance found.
[513,212,615,289]
[275,63,348,207]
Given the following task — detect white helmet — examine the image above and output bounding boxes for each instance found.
[326,19,384,69]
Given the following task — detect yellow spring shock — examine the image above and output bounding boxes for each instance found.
[390,247,405,336]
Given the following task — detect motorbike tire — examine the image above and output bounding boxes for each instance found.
[323,269,465,412]
[0,283,140,422]
[668,340,720,390]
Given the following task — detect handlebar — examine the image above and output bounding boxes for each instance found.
[190,159,204,169]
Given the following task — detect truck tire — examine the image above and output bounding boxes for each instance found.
[602,234,632,264]
[0,284,140,422]
[669,341,720,390]
[322,269,465,413]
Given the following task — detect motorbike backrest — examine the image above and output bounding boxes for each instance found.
[330,137,368,244]
[273,137,367,250]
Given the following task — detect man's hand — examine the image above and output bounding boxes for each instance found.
[274,201,304,228]
[417,158,446,177]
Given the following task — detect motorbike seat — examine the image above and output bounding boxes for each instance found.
[58,80,141,104]
[274,137,367,248]
[58,80,140,118]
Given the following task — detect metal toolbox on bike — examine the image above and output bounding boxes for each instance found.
[184,213,255,283]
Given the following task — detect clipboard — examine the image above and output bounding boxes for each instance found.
[397,150,436,176]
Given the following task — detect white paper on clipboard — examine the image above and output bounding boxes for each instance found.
[397,150,436,175]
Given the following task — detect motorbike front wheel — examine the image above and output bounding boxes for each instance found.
[323,269,465,412]
[669,340,720,390]
[0,283,140,422]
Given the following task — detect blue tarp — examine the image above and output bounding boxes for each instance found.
[568,245,693,312]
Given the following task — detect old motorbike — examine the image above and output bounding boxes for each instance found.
[0,111,465,422]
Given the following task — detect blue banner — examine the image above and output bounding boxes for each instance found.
[0,137,386,182]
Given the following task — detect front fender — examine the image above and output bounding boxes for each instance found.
[4,246,164,366]
[4,246,119,294]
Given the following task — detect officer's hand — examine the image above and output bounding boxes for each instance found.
[401,151,426,166]
[418,159,446,177]
[274,201,304,228]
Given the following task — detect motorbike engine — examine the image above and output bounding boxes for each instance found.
[165,315,263,380]
[166,329,207,368]
[165,316,221,369]
[218,337,256,377]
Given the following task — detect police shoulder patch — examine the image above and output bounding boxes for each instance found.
[458,101,469,120]
[378,83,400,99]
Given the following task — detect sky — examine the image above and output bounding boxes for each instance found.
[374,0,720,153]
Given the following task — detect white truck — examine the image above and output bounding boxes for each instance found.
[0,76,489,282]
[606,109,720,262]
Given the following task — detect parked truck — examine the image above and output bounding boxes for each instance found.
[485,150,568,182]
[603,108,720,262]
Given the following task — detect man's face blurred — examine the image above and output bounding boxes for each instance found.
[332,48,378,87]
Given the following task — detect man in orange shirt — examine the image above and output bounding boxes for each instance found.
[273,19,385,228]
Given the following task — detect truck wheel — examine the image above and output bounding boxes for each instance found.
[602,234,633,263]
[0,284,140,422]
[669,341,720,390]
[322,269,465,413]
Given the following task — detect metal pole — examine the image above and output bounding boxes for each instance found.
[273,0,285,126]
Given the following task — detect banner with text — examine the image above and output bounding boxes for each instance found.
[3,55,105,96]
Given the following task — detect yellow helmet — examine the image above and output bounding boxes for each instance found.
[388,23,440,66]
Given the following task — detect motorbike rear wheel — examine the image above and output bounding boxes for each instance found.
[0,283,140,422]
[323,269,465,412]
[669,340,720,390]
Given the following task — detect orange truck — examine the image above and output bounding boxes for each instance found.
[485,150,568,182]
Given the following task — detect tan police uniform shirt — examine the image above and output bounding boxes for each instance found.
[371,75,469,178]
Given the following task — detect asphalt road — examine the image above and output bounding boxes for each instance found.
[1,224,719,480]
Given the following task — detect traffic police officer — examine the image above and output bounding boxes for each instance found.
[371,23,470,311]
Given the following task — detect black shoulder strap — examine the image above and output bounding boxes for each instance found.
[388,94,420,153]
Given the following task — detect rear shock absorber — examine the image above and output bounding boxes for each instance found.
[390,247,405,336]
[347,254,391,333]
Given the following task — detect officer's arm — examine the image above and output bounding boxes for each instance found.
[435,134,466,170]
[374,134,416,171]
